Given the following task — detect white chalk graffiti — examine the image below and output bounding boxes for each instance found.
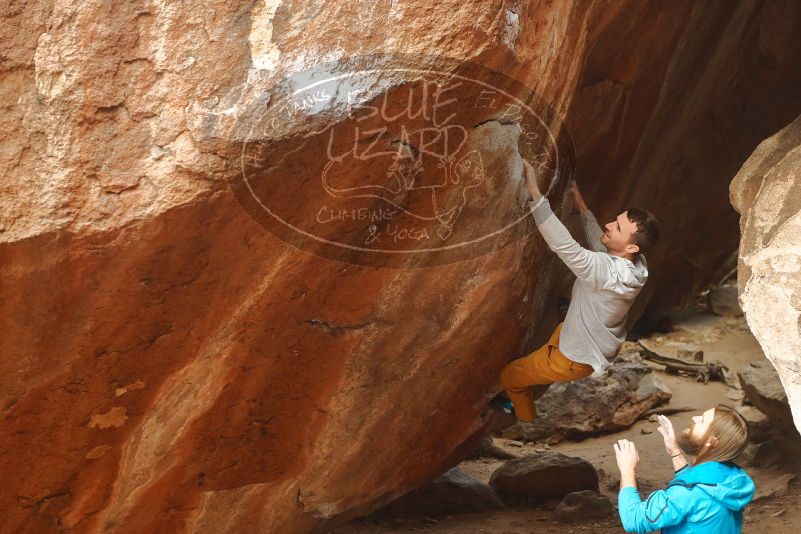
[320,123,485,240]
[231,53,573,267]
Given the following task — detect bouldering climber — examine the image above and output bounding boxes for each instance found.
[494,159,660,422]
[614,405,754,533]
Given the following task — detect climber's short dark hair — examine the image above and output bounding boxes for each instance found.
[625,207,660,254]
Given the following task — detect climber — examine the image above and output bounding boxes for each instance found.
[614,405,754,533]
[493,159,660,422]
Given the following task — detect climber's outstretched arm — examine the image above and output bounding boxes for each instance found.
[529,197,613,289]
[571,182,607,253]
[522,160,613,289]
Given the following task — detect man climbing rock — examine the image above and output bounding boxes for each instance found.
[496,159,660,422]
[614,406,754,533]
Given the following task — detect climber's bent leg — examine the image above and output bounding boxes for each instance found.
[500,343,564,422]
[500,323,593,423]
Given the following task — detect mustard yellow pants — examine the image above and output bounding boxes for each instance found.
[500,322,593,422]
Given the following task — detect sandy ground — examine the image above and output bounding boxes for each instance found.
[333,311,801,533]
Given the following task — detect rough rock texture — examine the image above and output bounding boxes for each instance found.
[738,361,798,436]
[489,452,599,501]
[738,405,772,443]
[554,490,613,523]
[3,1,801,533]
[708,285,744,317]
[501,361,672,443]
[370,468,502,519]
[740,440,781,469]
[467,436,521,460]
[731,113,801,435]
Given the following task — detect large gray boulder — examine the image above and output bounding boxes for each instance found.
[738,361,799,437]
[503,362,672,443]
[731,113,801,436]
[489,452,599,501]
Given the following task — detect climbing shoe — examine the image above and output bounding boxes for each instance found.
[490,394,515,416]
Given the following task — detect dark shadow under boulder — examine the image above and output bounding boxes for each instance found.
[371,468,503,519]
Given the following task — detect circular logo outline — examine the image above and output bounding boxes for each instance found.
[231,53,576,267]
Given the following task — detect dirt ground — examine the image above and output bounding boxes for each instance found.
[333,311,800,533]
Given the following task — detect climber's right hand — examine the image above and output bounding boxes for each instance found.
[523,159,542,201]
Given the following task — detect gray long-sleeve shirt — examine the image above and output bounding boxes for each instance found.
[528,196,648,372]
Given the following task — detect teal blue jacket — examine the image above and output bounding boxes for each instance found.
[618,461,755,533]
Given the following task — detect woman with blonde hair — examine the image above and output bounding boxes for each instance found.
[614,404,755,533]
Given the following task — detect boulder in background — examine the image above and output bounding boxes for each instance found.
[489,452,599,501]
[503,362,672,443]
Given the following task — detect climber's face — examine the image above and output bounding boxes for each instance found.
[600,211,640,256]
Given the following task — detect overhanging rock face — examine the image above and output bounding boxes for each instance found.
[731,114,801,436]
[2,1,801,532]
